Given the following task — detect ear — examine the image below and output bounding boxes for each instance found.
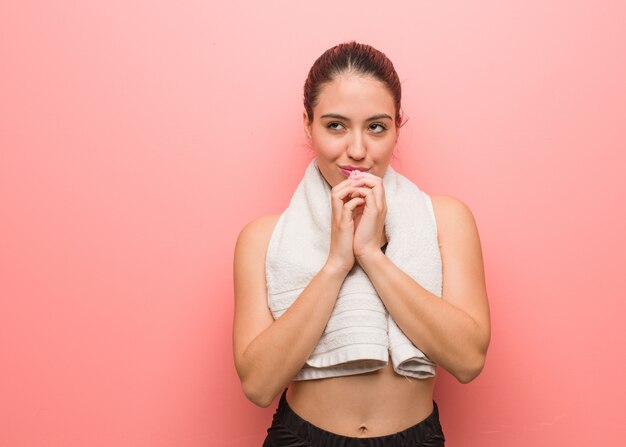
[392,126,400,156]
[303,110,312,140]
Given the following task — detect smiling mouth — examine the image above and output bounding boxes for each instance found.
[340,165,370,172]
[339,166,370,177]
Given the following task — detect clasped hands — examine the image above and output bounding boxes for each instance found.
[329,169,387,271]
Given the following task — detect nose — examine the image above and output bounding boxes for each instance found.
[346,133,366,160]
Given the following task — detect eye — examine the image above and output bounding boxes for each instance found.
[369,123,386,134]
[327,122,345,131]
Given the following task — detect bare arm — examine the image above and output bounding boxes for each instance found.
[233,179,366,406]
[232,216,349,407]
[355,195,491,383]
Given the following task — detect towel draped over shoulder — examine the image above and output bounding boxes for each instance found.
[265,159,442,380]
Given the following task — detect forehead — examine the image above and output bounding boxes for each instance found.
[314,74,395,118]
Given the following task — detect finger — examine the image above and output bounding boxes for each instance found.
[344,196,365,211]
[331,182,359,218]
[348,170,379,181]
[348,186,374,200]
[335,176,363,191]
[350,186,378,210]
[336,184,373,204]
[350,170,380,180]
[332,177,367,198]
[361,185,378,211]
[350,176,381,189]
[351,178,384,211]
[342,197,365,221]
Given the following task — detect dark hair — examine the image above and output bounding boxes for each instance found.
[303,41,403,126]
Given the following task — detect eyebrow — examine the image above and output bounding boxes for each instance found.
[320,113,393,121]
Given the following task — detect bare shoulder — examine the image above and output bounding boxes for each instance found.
[429,195,479,239]
[236,214,282,254]
[233,214,282,374]
[233,213,282,320]
[234,214,282,268]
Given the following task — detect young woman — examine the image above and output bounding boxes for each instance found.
[233,41,490,447]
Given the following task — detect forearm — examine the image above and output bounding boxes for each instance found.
[357,251,489,383]
[239,264,348,406]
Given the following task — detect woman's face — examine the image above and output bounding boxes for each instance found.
[304,73,399,188]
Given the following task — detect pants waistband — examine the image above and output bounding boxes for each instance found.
[275,388,444,446]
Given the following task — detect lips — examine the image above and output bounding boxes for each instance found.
[340,165,370,172]
[339,165,370,178]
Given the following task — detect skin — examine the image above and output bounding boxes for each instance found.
[233,73,491,437]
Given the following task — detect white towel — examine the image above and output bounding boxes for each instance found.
[266,159,442,380]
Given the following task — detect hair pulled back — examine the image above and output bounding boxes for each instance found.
[303,41,403,126]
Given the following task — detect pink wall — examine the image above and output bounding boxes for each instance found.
[1,1,625,445]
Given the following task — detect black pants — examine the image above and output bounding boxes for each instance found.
[263,389,445,447]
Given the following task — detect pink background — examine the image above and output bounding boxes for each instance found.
[1,1,625,446]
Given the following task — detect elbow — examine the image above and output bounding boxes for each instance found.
[245,392,274,409]
[235,356,282,408]
[453,352,487,384]
[241,378,276,408]
[455,367,483,384]
[454,330,490,384]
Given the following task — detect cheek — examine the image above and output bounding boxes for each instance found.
[312,133,344,156]
[370,137,396,158]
